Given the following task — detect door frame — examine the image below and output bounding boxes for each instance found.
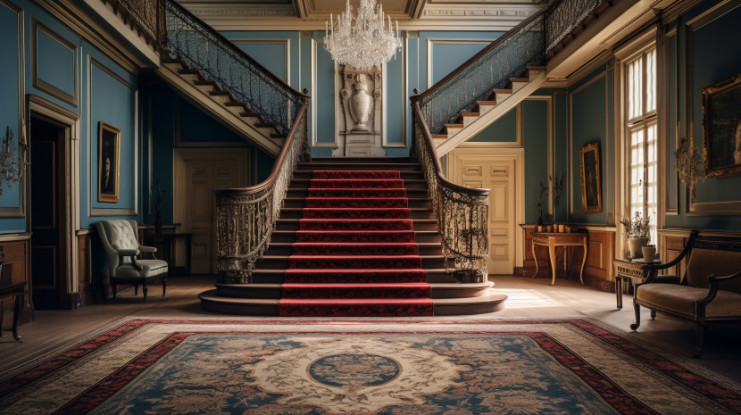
[448,144,525,274]
[173,147,251,273]
[26,94,80,308]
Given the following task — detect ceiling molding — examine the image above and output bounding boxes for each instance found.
[181,0,544,31]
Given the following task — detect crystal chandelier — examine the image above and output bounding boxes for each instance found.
[325,0,402,71]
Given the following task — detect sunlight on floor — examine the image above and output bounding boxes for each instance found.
[490,288,563,308]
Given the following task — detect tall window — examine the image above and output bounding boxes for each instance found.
[625,46,657,244]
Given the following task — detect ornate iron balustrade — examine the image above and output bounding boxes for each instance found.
[545,0,611,56]
[216,102,310,284]
[411,102,489,281]
[414,11,545,135]
[162,0,306,135]
[101,0,163,44]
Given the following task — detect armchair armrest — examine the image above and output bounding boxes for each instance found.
[700,268,741,306]
[117,248,143,271]
[140,246,157,254]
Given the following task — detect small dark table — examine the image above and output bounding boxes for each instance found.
[0,281,26,341]
[614,258,660,309]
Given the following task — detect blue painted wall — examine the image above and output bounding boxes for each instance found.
[0,0,142,233]
[0,1,23,232]
[568,66,612,225]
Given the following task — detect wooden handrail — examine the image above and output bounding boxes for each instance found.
[412,101,489,197]
[216,100,309,196]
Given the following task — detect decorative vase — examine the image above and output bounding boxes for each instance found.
[627,237,650,259]
[642,246,657,262]
[350,74,372,131]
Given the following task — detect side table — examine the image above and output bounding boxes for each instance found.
[0,281,26,341]
[531,232,588,285]
[614,258,660,309]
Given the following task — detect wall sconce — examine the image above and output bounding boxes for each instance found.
[0,126,27,196]
[675,137,706,202]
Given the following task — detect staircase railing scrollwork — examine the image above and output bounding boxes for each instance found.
[411,102,489,282]
[545,0,611,56]
[215,101,310,284]
[161,0,306,135]
[413,11,546,135]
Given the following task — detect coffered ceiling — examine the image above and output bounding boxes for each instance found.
[177,0,546,31]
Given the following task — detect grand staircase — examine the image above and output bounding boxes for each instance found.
[200,157,507,316]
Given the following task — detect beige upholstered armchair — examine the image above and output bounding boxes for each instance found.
[94,220,168,302]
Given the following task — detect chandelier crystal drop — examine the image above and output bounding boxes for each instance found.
[324,0,402,71]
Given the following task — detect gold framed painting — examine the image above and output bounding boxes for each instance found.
[702,72,741,178]
[579,142,602,214]
[97,122,120,203]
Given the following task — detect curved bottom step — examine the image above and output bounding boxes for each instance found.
[199,289,507,316]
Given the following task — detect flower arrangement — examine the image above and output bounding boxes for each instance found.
[620,211,650,239]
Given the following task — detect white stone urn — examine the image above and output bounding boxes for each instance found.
[627,237,650,259]
[349,74,372,131]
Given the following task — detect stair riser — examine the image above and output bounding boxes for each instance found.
[287,189,427,198]
[215,283,488,300]
[294,171,424,180]
[284,199,432,209]
[275,221,439,232]
[298,164,422,172]
[257,256,445,269]
[290,181,428,190]
[264,244,442,256]
[249,269,454,284]
[279,209,433,220]
[270,231,442,244]
[282,286,431,299]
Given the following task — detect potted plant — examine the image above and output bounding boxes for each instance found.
[620,211,651,258]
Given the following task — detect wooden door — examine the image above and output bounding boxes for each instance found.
[176,149,249,275]
[30,117,67,308]
[450,149,522,275]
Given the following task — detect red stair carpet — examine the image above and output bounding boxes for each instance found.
[278,170,434,316]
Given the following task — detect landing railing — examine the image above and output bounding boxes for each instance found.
[101,0,163,45]
[545,0,611,56]
[413,11,545,135]
[215,101,310,283]
[161,0,305,135]
[412,102,489,281]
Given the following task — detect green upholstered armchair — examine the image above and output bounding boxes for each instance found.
[94,220,168,302]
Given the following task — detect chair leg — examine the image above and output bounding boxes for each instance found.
[135,285,138,296]
[650,309,656,319]
[112,285,117,299]
[143,284,148,303]
[162,277,167,297]
[630,300,641,331]
[693,322,705,358]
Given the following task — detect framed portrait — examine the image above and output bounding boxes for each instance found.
[97,122,120,203]
[579,142,602,214]
[702,73,741,178]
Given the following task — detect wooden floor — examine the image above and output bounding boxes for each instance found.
[2,275,741,384]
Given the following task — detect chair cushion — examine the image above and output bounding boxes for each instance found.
[686,248,741,292]
[637,283,741,318]
[114,259,168,280]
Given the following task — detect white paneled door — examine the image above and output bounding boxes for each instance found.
[449,147,523,275]
[174,149,250,274]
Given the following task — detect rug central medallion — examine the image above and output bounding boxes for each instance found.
[308,353,400,387]
[254,338,462,412]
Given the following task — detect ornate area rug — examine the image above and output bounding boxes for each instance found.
[1,319,740,414]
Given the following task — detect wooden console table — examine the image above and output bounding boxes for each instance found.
[531,232,588,285]
[614,258,660,309]
[0,281,26,341]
